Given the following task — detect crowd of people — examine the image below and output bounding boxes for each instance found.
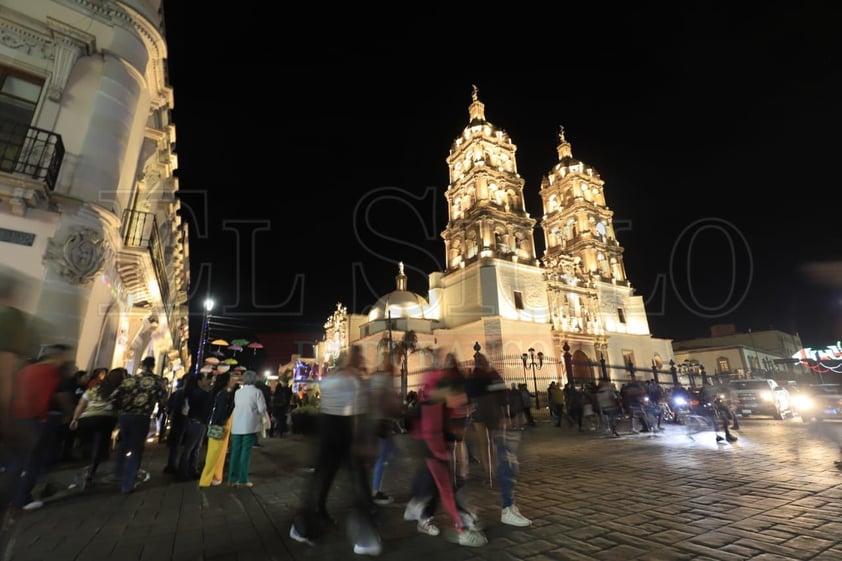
[288,345,533,556]
[0,263,293,558]
[546,377,741,444]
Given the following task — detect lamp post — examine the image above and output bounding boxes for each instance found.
[521,347,543,410]
[194,298,214,375]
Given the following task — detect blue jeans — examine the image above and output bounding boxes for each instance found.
[113,414,151,493]
[178,420,206,479]
[491,428,522,509]
[371,435,395,492]
[8,417,56,507]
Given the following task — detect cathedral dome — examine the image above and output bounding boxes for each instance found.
[367,290,429,321]
[367,262,429,321]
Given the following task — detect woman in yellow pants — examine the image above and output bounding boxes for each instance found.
[199,372,237,487]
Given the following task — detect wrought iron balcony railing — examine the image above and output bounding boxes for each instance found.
[0,119,64,190]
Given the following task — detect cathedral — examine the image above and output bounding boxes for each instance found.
[315,87,673,391]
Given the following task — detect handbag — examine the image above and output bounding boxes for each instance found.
[206,396,226,440]
[207,423,225,440]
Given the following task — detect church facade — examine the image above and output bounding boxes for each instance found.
[315,89,673,391]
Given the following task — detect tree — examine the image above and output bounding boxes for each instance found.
[394,331,417,402]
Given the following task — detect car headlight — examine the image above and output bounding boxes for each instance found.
[760,390,773,402]
[792,395,814,411]
[673,396,687,406]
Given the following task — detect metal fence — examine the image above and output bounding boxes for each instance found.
[402,351,735,414]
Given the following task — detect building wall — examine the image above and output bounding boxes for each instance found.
[0,1,190,374]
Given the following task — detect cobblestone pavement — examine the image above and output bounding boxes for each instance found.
[5,414,842,561]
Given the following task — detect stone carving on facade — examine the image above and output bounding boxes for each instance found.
[44,226,109,285]
[0,22,50,59]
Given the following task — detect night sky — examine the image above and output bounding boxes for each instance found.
[161,2,842,361]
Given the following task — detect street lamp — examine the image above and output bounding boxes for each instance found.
[194,298,214,375]
[521,347,543,410]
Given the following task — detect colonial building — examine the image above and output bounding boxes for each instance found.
[0,0,190,377]
[314,88,674,392]
[672,324,810,384]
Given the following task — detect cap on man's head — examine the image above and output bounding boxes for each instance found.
[142,356,155,367]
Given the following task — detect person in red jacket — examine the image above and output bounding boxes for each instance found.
[8,343,76,511]
[403,353,487,547]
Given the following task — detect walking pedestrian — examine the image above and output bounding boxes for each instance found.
[368,351,402,506]
[471,353,532,527]
[289,345,382,556]
[109,356,167,494]
[69,367,127,487]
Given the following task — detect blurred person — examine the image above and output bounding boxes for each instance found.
[404,352,487,547]
[199,372,236,487]
[69,368,127,487]
[254,373,272,447]
[162,376,187,474]
[87,367,108,389]
[519,383,536,427]
[368,351,403,505]
[564,382,586,431]
[549,381,566,427]
[596,380,623,437]
[56,369,92,462]
[0,266,31,542]
[227,370,268,488]
[701,380,737,444]
[471,352,532,527]
[109,356,167,494]
[270,379,292,437]
[621,380,652,433]
[176,372,212,482]
[7,343,76,511]
[289,345,383,556]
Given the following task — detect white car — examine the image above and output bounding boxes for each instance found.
[728,378,792,420]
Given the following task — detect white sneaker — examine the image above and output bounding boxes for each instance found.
[456,528,488,547]
[353,541,382,556]
[289,524,313,546]
[459,510,483,530]
[416,517,440,536]
[501,505,531,527]
[403,497,426,521]
[22,500,44,511]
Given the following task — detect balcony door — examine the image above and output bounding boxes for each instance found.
[0,66,44,174]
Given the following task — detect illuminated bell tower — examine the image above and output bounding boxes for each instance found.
[540,127,629,335]
[441,86,538,271]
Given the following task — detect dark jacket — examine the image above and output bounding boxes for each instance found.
[468,366,507,431]
[207,390,234,425]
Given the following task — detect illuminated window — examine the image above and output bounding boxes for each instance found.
[513,291,524,310]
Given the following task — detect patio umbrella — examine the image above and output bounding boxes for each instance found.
[247,342,264,354]
[231,338,250,347]
[204,357,220,365]
[211,339,229,353]
[216,364,230,373]
[223,358,238,365]
[211,350,225,357]
[199,365,214,373]
[227,345,243,355]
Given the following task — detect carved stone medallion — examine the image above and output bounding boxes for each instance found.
[44,226,108,285]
